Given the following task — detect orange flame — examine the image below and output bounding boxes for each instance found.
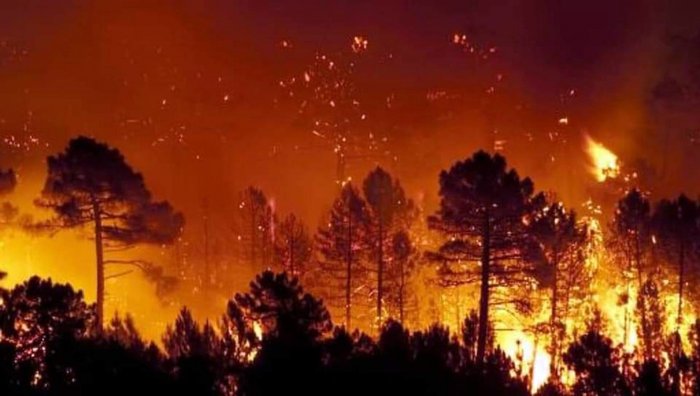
[584,135,620,182]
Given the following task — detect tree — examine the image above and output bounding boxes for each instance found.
[233,186,275,273]
[233,271,332,396]
[428,151,538,364]
[35,136,184,330]
[387,230,419,324]
[652,195,700,328]
[362,167,414,325]
[563,328,630,396]
[163,307,225,396]
[0,276,93,391]
[0,168,16,286]
[233,271,332,342]
[529,198,590,376]
[52,314,174,396]
[608,189,654,360]
[315,183,370,329]
[274,213,313,278]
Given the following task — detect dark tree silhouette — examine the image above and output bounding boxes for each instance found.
[529,198,590,376]
[388,230,419,324]
[35,136,184,329]
[315,183,370,329]
[429,151,538,364]
[51,314,174,396]
[274,213,312,278]
[0,168,15,195]
[634,360,671,396]
[234,271,332,341]
[163,307,225,396]
[608,189,654,360]
[233,271,332,396]
[652,195,700,328]
[0,168,18,232]
[0,169,18,280]
[563,328,630,396]
[0,276,93,391]
[233,186,275,273]
[362,167,414,326]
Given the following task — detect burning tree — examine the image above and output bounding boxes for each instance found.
[386,230,419,325]
[362,167,414,325]
[0,276,93,389]
[35,136,185,330]
[428,151,539,364]
[232,186,275,273]
[315,183,370,329]
[652,195,700,329]
[607,189,656,360]
[529,198,591,376]
[274,213,313,278]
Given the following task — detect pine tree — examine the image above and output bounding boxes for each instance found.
[529,198,590,376]
[35,136,184,329]
[274,213,313,278]
[362,167,414,326]
[652,195,700,329]
[429,151,539,364]
[315,183,370,329]
[233,186,275,273]
[608,189,654,360]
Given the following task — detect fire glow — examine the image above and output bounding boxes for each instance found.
[584,134,620,182]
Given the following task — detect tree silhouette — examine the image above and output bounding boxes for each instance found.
[163,307,225,396]
[0,169,10,283]
[608,189,654,360]
[652,195,700,328]
[429,151,538,364]
[315,183,370,329]
[362,167,414,326]
[274,213,312,278]
[233,271,332,396]
[634,359,671,396]
[563,328,630,396]
[387,230,419,324]
[529,198,590,376]
[35,136,184,329]
[0,276,93,391]
[233,186,275,273]
[234,271,332,342]
[0,168,17,226]
[53,314,174,396]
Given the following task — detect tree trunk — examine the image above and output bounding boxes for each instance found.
[289,232,295,276]
[250,206,257,272]
[377,220,384,326]
[678,241,685,329]
[635,236,651,360]
[345,214,353,329]
[476,211,491,364]
[549,253,559,375]
[399,258,405,324]
[93,201,105,332]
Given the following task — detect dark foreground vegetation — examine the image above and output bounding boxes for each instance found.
[1,271,700,396]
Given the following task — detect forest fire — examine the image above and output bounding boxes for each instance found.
[2,2,700,396]
[585,134,620,182]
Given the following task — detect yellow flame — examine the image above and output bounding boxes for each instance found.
[584,135,619,182]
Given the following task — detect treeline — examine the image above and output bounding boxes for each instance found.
[2,271,700,396]
[5,137,700,394]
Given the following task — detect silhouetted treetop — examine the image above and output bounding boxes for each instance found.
[0,168,16,196]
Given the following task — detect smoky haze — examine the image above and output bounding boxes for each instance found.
[0,0,699,338]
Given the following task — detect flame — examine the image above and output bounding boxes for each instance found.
[584,134,620,182]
